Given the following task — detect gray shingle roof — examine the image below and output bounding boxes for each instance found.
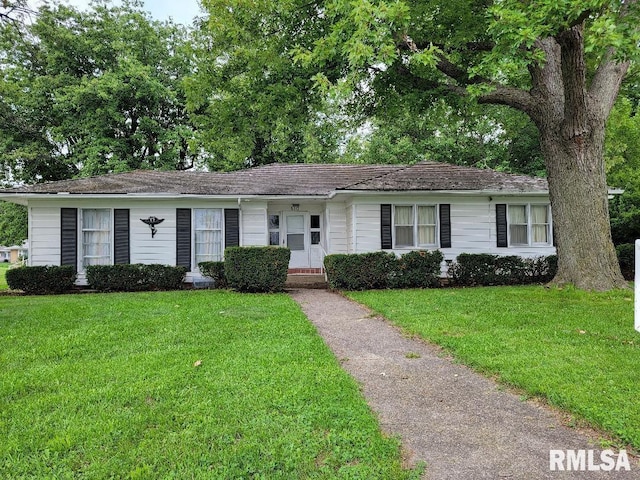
[0,162,548,196]
[345,161,548,193]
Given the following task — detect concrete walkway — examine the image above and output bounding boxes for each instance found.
[289,289,636,479]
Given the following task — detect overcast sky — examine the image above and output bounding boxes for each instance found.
[31,0,203,25]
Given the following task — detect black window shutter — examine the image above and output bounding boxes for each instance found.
[176,208,192,270]
[61,208,78,269]
[224,209,240,247]
[439,204,451,248]
[496,204,508,248]
[381,204,392,250]
[114,209,130,264]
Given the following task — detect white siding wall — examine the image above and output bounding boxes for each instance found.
[354,204,380,253]
[345,204,353,254]
[327,202,348,254]
[241,202,268,246]
[130,207,176,265]
[29,206,61,266]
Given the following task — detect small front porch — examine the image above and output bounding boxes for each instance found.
[286,268,327,289]
[267,201,328,271]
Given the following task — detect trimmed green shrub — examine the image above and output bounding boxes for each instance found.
[324,250,443,290]
[86,264,187,292]
[224,247,290,293]
[143,264,188,290]
[449,253,557,286]
[324,252,398,290]
[198,261,227,288]
[395,250,444,288]
[6,265,76,294]
[616,243,635,281]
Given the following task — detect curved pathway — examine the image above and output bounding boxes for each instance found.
[289,289,636,479]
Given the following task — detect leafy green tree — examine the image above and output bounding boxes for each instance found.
[0,202,27,246]
[295,0,640,290]
[187,0,348,171]
[0,0,31,24]
[0,0,197,183]
[348,97,546,176]
[605,94,640,245]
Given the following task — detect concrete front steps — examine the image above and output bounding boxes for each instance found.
[285,270,328,289]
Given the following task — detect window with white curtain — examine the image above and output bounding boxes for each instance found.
[531,205,550,244]
[417,206,436,246]
[508,205,528,246]
[194,209,223,265]
[508,204,551,246]
[82,209,111,267]
[394,206,414,247]
[394,205,437,248]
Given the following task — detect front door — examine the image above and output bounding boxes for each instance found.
[284,213,309,268]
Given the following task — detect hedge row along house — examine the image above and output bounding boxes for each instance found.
[0,162,556,285]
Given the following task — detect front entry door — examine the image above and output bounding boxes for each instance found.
[285,213,309,268]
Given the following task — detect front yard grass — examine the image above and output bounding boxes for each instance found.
[0,291,417,479]
[0,262,9,290]
[348,286,640,450]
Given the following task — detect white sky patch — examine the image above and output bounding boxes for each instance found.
[28,0,203,25]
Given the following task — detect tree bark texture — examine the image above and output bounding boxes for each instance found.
[540,126,627,290]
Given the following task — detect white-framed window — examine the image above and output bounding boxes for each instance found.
[393,205,437,248]
[194,208,223,265]
[268,214,280,246]
[508,204,551,246]
[310,214,321,245]
[82,208,111,267]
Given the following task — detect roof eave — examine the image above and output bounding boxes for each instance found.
[334,189,550,196]
[0,192,334,201]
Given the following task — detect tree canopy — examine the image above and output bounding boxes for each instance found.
[0,202,27,246]
[186,0,349,171]
[0,0,196,185]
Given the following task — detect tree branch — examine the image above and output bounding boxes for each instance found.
[528,38,563,98]
[587,0,638,121]
[399,36,495,53]
[399,34,537,120]
[477,86,537,116]
[589,48,629,122]
[400,34,488,86]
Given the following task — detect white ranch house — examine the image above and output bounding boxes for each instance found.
[0,162,556,284]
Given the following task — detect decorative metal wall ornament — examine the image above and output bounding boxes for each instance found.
[141,216,165,238]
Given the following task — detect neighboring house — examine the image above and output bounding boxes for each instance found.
[0,242,28,264]
[0,162,556,284]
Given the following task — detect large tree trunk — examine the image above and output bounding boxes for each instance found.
[539,125,628,290]
[477,27,629,290]
[536,26,628,290]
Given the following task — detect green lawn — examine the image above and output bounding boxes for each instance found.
[0,262,9,290]
[348,286,640,450]
[0,291,418,479]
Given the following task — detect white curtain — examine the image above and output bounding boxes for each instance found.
[417,206,436,245]
[83,209,111,266]
[531,205,549,243]
[509,205,528,245]
[195,209,223,264]
[394,206,414,247]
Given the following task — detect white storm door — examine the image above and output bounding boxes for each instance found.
[285,213,309,268]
